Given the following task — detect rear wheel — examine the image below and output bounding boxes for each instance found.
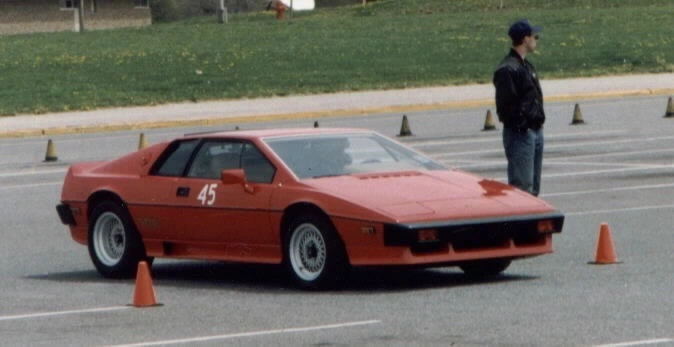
[283,213,348,290]
[88,201,149,278]
[459,258,511,278]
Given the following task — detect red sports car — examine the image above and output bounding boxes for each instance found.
[57,128,563,289]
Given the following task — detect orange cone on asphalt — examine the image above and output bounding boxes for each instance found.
[591,223,619,264]
[132,261,160,307]
[398,115,413,137]
[664,96,674,118]
[44,139,58,162]
[138,133,148,150]
[482,109,497,131]
[571,103,585,125]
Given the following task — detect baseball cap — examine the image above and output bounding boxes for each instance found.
[508,19,542,40]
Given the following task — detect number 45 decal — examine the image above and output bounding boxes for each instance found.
[197,183,218,205]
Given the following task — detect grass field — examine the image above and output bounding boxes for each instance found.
[0,0,672,116]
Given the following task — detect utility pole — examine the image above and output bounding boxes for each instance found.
[73,0,84,32]
[217,0,228,23]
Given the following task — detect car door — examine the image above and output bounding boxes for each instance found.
[137,138,201,241]
[175,139,278,245]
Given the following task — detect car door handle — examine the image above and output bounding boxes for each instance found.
[176,187,190,197]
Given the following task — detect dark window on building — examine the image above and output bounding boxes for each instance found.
[134,0,149,8]
[60,0,79,9]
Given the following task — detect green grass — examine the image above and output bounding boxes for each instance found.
[0,0,673,116]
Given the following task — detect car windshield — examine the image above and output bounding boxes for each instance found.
[264,132,445,179]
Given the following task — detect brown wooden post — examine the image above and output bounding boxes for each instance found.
[76,0,85,32]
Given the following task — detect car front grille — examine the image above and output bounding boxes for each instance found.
[384,213,563,254]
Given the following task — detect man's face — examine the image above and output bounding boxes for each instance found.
[524,34,539,53]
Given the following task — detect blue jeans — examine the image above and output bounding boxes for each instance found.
[502,127,544,196]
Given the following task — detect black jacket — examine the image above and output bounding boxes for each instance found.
[493,49,545,130]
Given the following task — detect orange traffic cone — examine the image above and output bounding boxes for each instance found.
[44,139,58,162]
[482,109,497,131]
[664,96,674,118]
[570,103,585,125]
[398,115,413,137]
[590,223,620,264]
[132,261,161,307]
[138,133,148,150]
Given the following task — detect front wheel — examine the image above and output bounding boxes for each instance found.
[283,214,348,290]
[88,201,149,278]
[459,258,511,278]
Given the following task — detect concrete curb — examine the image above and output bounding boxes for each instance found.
[1,73,673,138]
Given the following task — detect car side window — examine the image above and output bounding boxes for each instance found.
[154,139,276,182]
[152,139,199,177]
[187,141,243,179]
[242,143,276,184]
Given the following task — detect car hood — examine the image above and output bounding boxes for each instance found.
[304,170,554,222]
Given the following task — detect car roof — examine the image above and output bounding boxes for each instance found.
[183,127,373,140]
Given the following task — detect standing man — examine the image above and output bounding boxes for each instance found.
[493,19,545,196]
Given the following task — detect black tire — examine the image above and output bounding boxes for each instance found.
[283,213,348,290]
[459,258,511,278]
[88,201,149,278]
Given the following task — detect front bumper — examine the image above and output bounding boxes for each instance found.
[384,212,564,253]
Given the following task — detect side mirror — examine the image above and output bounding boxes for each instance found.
[220,169,254,193]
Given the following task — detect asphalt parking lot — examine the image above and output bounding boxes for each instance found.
[1,94,674,346]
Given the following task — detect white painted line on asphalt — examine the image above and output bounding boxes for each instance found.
[543,165,674,179]
[0,167,68,178]
[0,306,130,321]
[475,165,673,183]
[543,183,674,197]
[545,160,661,168]
[431,134,674,158]
[594,338,674,347]
[0,132,164,146]
[106,319,382,347]
[409,130,626,147]
[565,204,674,216]
[550,147,674,161]
[0,182,62,190]
[451,159,659,170]
[435,168,674,189]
